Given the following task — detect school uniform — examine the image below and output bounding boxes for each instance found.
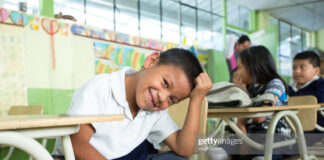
[289,76,324,131]
[54,67,187,160]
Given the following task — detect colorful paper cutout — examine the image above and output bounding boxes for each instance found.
[59,23,69,36]
[71,25,85,35]
[41,18,60,70]
[28,15,39,30]
[10,11,29,26]
[94,42,149,73]
[0,8,9,22]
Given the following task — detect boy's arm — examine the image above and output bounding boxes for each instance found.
[70,124,107,160]
[164,72,212,157]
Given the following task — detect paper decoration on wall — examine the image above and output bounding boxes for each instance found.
[72,24,177,51]
[71,25,85,35]
[59,23,69,36]
[190,46,208,72]
[0,8,9,22]
[41,18,60,70]
[10,11,29,26]
[0,26,27,114]
[94,42,148,74]
[28,15,39,30]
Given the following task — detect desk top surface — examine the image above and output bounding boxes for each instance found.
[0,114,124,130]
[208,104,321,113]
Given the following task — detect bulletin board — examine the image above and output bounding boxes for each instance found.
[0,25,27,114]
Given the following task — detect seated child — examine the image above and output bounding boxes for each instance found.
[228,46,290,159]
[53,48,212,160]
[288,51,324,132]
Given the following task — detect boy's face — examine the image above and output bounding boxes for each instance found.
[292,59,320,86]
[236,41,250,52]
[136,53,191,111]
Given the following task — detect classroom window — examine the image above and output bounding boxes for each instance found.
[115,0,139,36]
[198,0,210,12]
[269,16,278,26]
[85,0,114,30]
[302,31,310,50]
[140,0,161,40]
[180,0,196,7]
[291,26,302,54]
[2,0,39,14]
[197,10,211,46]
[54,0,85,24]
[212,15,224,51]
[212,0,223,16]
[181,5,196,45]
[226,1,250,30]
[161,0,180,43]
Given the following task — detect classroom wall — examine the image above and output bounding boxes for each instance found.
[316,28,324,51]
[256,11,270,31]
[0,9,175,115]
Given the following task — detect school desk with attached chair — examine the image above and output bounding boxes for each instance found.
[207,96,320,160]
[0,114,124,160]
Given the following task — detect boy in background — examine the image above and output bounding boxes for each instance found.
[288,51,324,132]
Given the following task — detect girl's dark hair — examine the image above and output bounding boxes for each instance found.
[238,45,287,96]
[157,48,203,90]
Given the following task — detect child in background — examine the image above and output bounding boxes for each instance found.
[53,48,212,160]
[236,46,290,159]
[288,51,324,132]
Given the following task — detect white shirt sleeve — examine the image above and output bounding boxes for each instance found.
[67,75,109,116]
[147,111,179,149]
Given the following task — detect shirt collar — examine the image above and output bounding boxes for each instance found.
[111,67,150,119]
[111,67,136,108]
[290,75,319,92]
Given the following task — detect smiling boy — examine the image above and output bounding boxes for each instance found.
[54,48,212,160]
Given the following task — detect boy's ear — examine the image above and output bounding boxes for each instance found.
[143,52,160,69]
[315,66,320,75]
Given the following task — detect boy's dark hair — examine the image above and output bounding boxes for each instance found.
[294,51,320,67]
[237,35,250,44]
[157,48,203,90]
[239,45,287,96]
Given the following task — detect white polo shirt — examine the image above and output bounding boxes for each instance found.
[62,67,179,159]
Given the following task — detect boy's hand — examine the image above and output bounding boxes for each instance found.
[190,72,213,99]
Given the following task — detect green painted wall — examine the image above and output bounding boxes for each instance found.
[207,50,230,83]
[39,0,54,17]
[0,88,74,160]
[316,28,324,51]
[27,88,75,114]
[256,11,270,31]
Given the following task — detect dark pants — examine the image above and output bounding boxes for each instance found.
[53,140,188,160]
[114,140,188,160]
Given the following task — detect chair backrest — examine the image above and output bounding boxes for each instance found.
[288,95,317,131]
[167,97,208,135]
[8,105,43,115]
[159,98,208,152]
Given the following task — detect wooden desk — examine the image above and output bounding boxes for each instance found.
[208,104,320,160]
[0,114,124,160]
